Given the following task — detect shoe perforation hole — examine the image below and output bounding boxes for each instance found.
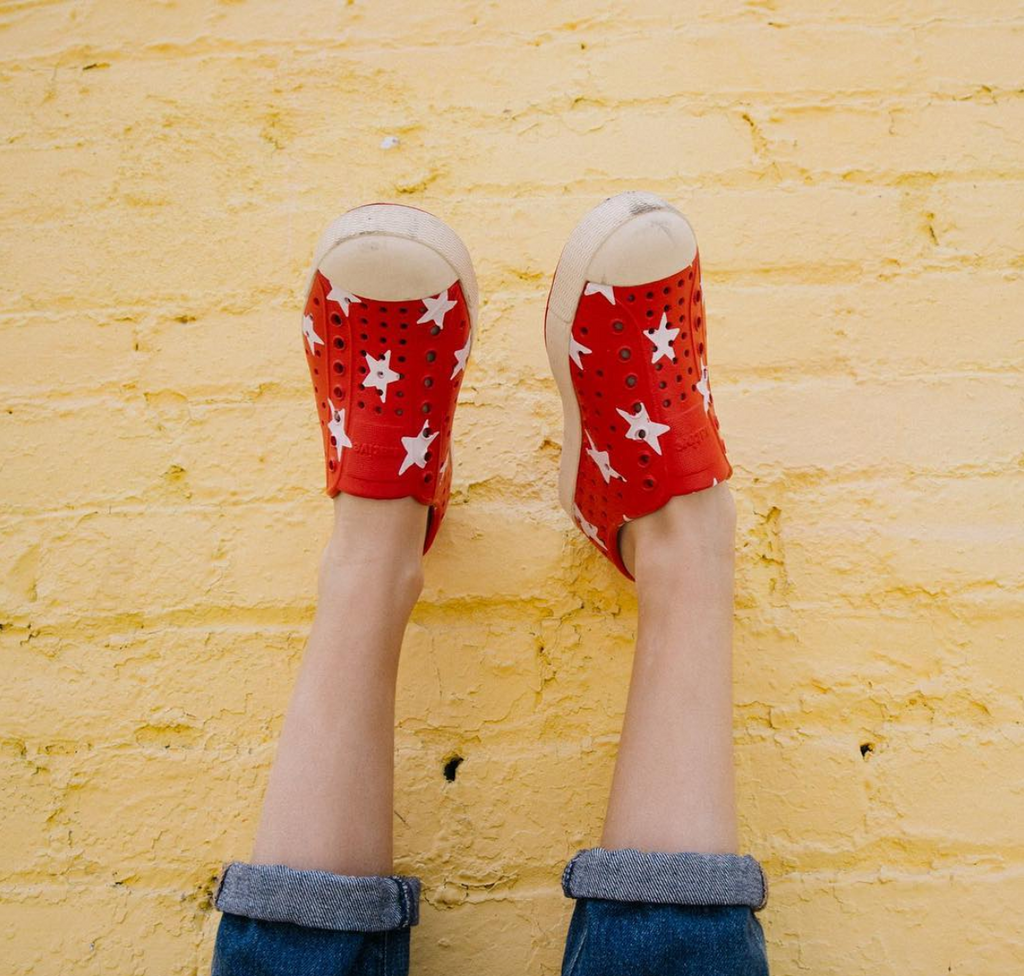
[426,351,436,363]
[612,321,624,332]
[331,313,341,325]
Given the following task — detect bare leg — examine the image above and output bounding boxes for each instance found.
[251,494,426,876]
[603,483,738,854]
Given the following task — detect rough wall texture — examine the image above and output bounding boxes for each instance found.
[2,1,1023,973]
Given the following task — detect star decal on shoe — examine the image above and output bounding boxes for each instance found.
[417,288,457,330]
[585,431,624,483]
[695,366,711,412]
[569,333,592,370]
[451,334,472,379]
[362,349,401,402]
[326,401,352,461]
[616,402,671,455]
[399,421,439,476]
[325,279,361,315]
[574,503,607,550]
[645,312,679,364]
[302,314,324,355]
[583,281,616,305]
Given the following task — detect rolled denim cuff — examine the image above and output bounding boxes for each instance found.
[214,862,421,932]
[562,848,768,911]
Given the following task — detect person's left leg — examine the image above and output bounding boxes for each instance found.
[212,496,425,976]
[211,205,478,976]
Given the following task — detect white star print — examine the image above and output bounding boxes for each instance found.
[695,366,711,412]
[451,334,472,379]
[569,333,592,369]
[574,504,607,550]
[417,289,457,330]
[362,350,400,402]
[326,401,352,461]
[325,280,361,315]
[585,431,624,483]
[645,312,680,364]
[584,282,616,305]
[616,402,672,455]
[302,314,324,354]
[399,421,439,476]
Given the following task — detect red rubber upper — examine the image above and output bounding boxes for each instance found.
[565,253,731,576]
[302,270,472,552]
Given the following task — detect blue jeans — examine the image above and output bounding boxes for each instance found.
[212,849,769,976]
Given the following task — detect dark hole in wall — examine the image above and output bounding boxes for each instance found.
[443,755,464,782]
[860,742,874,758]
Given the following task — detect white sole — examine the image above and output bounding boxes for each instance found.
[544,191,697,518]
[306,203,479,333]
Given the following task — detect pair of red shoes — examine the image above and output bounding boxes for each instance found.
[301,193,730,579]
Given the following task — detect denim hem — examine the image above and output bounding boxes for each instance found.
[561,848,768,911]
[214,861,421,932]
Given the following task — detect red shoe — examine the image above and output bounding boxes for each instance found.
[545,192,731,577]
[301,204,478,552]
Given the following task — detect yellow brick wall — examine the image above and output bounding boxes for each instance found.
[2,1,1022,973]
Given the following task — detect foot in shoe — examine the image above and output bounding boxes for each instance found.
[545,192,731,577]
[301,204,478,552]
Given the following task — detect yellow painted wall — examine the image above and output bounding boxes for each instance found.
[2,1,1023,973]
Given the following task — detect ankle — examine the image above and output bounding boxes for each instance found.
[622,483,736,579]
[319,495,426,602]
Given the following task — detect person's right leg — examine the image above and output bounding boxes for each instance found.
[545,193,769,975]
[559,486,767,976]
[606,485,738,855]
